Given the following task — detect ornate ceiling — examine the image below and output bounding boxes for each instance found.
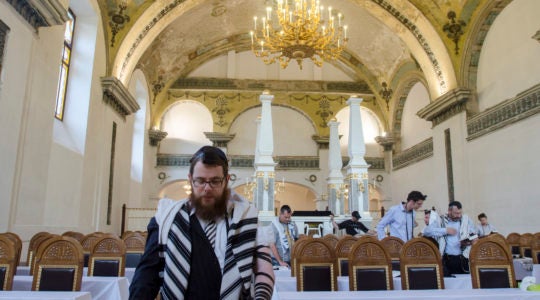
[97,0,512,135]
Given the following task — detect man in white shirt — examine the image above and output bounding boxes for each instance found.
[376,191,426,241]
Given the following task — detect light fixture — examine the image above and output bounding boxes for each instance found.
[250,0,348,69]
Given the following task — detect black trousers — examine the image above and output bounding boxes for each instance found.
[443,254,469,276]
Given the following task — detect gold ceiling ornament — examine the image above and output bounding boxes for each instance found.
[250,0,348,70]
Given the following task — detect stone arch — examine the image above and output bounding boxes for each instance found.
[391,75,427,142]
[460,0,513,91]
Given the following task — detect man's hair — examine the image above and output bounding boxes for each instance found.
[189,146,229,176]
[448,201,462,209]
[407,191,427,202]
[424,209,431,215]
[280,205,292,214]
[478,212,487,220]
[351,211,361,219]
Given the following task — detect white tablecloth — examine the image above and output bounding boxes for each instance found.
[12,275,129,300]
[16,266,136,282]
[274,288,540,300]
[514,259,534,280]
[275,273,472,291]
[0,291,91,300]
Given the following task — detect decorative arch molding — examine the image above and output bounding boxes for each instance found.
[391,75,426,138]
[360,0,457,97]
[460,0,513,91]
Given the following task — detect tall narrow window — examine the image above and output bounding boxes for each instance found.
[54,9,75,120]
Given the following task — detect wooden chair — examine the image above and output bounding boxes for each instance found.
[290,237,311,277]
[519,233,533,258]
[506,232,521,257]
[80,233,104,267]
[32,236,84,291]
[335,236,357,276]
[28,232,52,275]
[400,237,444,290]
[26,232,50,268]
[531,237,540,264]
[0,235,16,291]
[381,236,404,271]
[322,234,339,249]
[294,239,337,291]
[123,234,146,268]
[88,236,126,277]
[62,231,85,242]
[469,237,516,289]
[348,236,393,291]
[3,232,22,272]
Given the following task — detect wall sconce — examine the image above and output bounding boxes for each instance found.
[443,10,466,55]
[379,82,393,111]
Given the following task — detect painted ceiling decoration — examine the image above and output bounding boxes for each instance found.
[95,0,512,138]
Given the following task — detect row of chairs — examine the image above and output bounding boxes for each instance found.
[506,232,540,261]
[289,234,516,291]
[0,230,146,291]
[26,231,146,273]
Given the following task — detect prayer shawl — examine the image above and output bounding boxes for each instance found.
[437,213,475,258]
[155,192,273,299]
[271,218,296,255]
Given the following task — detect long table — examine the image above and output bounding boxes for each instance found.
[0,291,91,300]
[274,288,540,300]
[275,274,472,292]
[16,266,136,282]
[12,275,129,300]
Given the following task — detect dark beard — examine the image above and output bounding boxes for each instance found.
[190,188,229,221]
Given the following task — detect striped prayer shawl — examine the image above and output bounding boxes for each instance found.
[156,192,273,299]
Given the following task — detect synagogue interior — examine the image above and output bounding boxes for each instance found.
[1,0,540,269]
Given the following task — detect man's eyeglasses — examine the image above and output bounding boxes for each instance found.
[192,177,225,189]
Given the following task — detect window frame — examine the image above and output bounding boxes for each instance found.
[54,9,76,121]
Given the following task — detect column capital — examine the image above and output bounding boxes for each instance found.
[259,91,274,102]
[204,132,236,148]
[375,134,397,152]
[312,135,329,149]
[346,96,363,105]
[148,129,168,146]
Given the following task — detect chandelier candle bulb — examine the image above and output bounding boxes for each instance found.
[250,0,347,69]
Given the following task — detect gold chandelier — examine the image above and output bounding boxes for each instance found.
[250,0,348,69]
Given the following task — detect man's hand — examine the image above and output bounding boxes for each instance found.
[278,260,289,267]
[446,227,457,235]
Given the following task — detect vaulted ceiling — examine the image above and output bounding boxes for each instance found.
[97,0,512,133]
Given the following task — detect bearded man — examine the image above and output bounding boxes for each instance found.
[129,146,274,299]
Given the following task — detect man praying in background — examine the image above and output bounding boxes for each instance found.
[424,201,477,276]
[270,205,298,268]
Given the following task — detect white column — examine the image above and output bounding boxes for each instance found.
[345,96,370,218]
[327,119,344,215]
[254,91,277,216]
